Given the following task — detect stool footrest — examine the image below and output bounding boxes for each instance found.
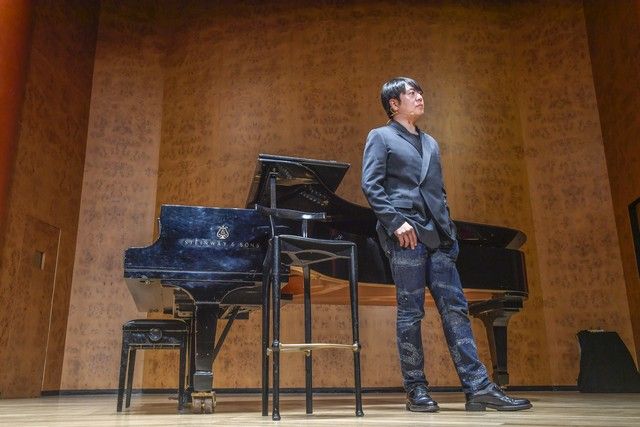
[269,342,359,354]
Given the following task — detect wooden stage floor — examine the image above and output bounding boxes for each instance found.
[1,392,639,426]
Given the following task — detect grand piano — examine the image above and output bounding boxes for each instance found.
[124,154,528,412]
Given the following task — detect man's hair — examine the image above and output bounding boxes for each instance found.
[380,77,423,118]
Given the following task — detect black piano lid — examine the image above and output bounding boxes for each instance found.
[244,153,526,249]
[124,205,272,281]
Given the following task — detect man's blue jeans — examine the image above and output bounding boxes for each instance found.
[388,240,491,394]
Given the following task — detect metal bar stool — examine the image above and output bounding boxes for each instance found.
[259,173,364,421]
[116,319,189,412]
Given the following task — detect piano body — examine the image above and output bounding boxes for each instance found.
[124,154,528,412]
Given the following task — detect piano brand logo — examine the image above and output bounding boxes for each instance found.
[178,224,261,249]
[216,225,230,240]
[178,237,261,249]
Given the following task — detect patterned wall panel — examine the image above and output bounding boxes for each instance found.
[584,0,640,363]
[59,1,164,390]
[0,0,99,397]
[513,0,635,384]
[435,3,553,386]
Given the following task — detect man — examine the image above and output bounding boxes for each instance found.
[361,77,531,412]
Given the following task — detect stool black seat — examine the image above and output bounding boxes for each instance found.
[116,318,189,412]
[258,172,364,421]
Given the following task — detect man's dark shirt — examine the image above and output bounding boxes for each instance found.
[389,120,422,157]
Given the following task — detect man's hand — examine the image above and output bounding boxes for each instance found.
[394,222,417,249]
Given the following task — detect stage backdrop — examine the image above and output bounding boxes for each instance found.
[43,0,636,392]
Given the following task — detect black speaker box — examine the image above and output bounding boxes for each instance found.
[577,330,640,393]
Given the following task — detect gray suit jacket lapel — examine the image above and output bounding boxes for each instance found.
[419,133,432,184]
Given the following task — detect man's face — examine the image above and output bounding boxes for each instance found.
[391,84,424,118]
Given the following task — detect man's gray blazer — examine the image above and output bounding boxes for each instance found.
[361,121,455,252]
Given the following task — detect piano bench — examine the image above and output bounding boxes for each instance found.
[116,319,189,413]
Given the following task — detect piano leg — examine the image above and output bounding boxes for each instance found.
[469,298,523,387]
[271,238,282,421]
[184,316,196,407]
[190,303,221,414]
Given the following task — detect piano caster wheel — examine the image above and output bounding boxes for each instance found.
[191,392,216,414]
[203,397,214,414]
[191,397,203,413]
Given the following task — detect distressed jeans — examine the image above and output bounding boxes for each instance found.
[388,240,491,394]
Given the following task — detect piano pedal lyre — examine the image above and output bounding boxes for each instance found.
[191,391,216,414]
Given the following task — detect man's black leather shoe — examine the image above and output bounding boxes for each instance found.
[406,385,439,412]
[465,383,532,411]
